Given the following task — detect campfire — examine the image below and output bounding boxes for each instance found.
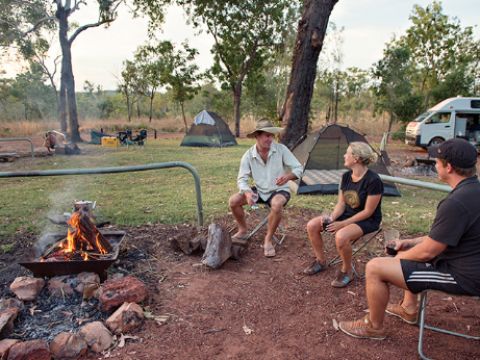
[20,202,125,280]
[42,208,113,262]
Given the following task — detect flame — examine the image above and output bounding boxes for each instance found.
[43,210,111,261]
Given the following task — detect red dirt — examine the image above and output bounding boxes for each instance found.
[86,211,478,360]
[1,137,479,359]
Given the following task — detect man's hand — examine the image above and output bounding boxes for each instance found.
[275,173,294,186]
[244,191,255,206]
[386,239,414,253]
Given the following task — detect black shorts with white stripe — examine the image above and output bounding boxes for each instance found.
[400,260,470,295]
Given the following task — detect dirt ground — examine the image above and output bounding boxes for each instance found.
[1,210,479,359]
[1,135,480,359]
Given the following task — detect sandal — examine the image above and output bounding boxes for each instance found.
[231,234,249,247]
[331,270,354,288]
[264,243,276,257]
[303,260,326,275]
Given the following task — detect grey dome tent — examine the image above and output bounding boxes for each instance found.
[291,124,401,196]
[180,110,237,147]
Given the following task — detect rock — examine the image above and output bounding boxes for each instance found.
[0,308,19,337]
[106,302,145,335]
[74,272,100,300]
[169,227,200,255]
[50,332,87,359]
[0,339,20,360]
[9,277,45,301]
[48,277,74,297]
[7,339,50,360]
[99,276,148,312]
[201,223,232,269]
[78,321,112,353]
[0,299,23,313]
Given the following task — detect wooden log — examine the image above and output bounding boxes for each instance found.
[68,210,112,253]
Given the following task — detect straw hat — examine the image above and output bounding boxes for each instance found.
[246,119,284,138]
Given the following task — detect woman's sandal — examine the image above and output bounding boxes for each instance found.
[331,270,354,288]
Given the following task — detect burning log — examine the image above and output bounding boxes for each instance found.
[41,209,112,261]
[67,210,112,254]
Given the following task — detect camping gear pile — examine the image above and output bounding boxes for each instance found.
[90,129,148,146]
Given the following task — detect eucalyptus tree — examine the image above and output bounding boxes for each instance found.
[404,1,480,106]
[280,0,338,148]
[119,60,141,122]
[134,42,171,122]
[372,41,422,135]
[135,0,298,137]
[1,0,124,141]
[162,41,203,132]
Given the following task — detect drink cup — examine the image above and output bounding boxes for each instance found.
[251,192,259,210]
[386,243,398,256]
[322,214,332,230]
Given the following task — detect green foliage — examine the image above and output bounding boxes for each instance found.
[372,41,422,123]
[0,65,57,121]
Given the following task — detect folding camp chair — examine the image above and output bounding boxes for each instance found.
[417,290,480,360]
[234,204,286,246]
[327,227,383,267]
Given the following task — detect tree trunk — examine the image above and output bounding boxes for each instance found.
[57,9,68,134]
[280,0,338,149]
[58,81,67,132]
[57,5,81,142]
[65,50,81,142]
[233,82,242,137]
[125,91,131,122]
[334,79,339,123]
[136,100,141,118]
[149,90,154,123]
[180,101,188,133]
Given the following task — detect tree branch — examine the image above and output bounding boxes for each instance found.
[22,16,56,36]
[68,18,113,44]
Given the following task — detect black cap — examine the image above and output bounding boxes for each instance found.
[428,138,478,168]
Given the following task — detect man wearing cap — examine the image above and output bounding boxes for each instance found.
[229,119,303,257]
[338,138,480,340]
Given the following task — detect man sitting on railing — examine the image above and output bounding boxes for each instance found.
[337,138,480,340]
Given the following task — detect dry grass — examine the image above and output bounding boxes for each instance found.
[1,111,399,139]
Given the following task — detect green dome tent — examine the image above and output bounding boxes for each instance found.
[291,124,401,197]
[180,110,237,147]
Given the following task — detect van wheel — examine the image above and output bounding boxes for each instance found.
[429,137,444,146]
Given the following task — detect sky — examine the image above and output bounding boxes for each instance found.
[4,0,479,91]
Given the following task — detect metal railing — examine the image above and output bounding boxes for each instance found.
[0,137,35,158]
[379,174,451,193]
[0,161,204,226]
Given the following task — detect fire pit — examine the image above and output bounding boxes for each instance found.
[19,230,125,280]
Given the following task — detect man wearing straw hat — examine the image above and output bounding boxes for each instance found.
[229,119,303,257]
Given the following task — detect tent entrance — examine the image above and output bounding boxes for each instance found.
[292,124,401,197]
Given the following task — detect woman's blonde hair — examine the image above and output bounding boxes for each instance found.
[349,141,378,165]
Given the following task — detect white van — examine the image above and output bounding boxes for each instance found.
[405,97,480,148]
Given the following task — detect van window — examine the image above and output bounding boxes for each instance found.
[426,112,451,124]
[414,111,432,122]
[471,100,480,109]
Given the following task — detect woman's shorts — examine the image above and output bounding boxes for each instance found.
[337,213,380,235]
